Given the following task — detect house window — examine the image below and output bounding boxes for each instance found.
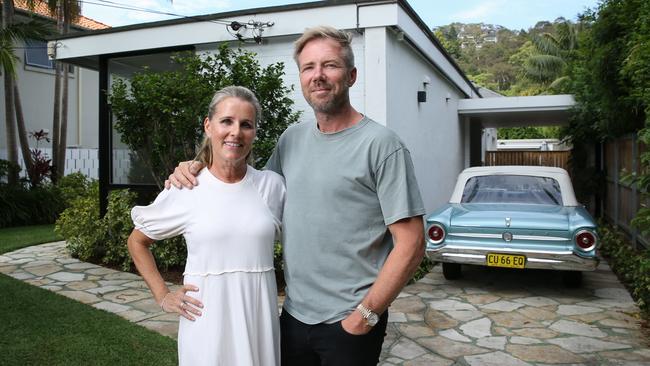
[24,39,75,73]
[24,39,54,69]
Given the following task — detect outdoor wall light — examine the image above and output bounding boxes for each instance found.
[418,76,430,103]
[417,91,427,103]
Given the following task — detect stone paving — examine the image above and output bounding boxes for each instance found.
[1,241,649,365]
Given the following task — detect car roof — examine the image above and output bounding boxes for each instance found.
[449,165,579,206]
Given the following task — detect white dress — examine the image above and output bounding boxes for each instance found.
[131,166,285,366]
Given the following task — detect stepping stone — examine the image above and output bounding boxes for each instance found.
[417,336,487,359]
[460,317,492,338]
[429,299,477,311]
[92,301,130,313]
[66,281,98,291]
[445,310,484,322]
[25,264,62,277]
[103,289,151,304]
[506,344,585,364]
[462,351,532,366]
[480,300,525,312]
[47,272,85,282]
[513,296,558,307]
[509,336,541,345]
[549,319,607,338]
[64,262,100,270]
[58,290,101,304]
[547,336,632,353]
[86,285,125,295]
[389,338,427,360]
[439,329,471,342]
[477,336,507,350]
[557,304,602,316]
[396,323,436,339]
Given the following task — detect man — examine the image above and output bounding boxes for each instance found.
[168,26,425,366]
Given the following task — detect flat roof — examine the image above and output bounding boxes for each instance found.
[48,0,480,98]
[457,95,575,128]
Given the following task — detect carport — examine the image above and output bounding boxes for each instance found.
[457,94,575,167]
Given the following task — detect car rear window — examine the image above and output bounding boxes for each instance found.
[461,175,562,205]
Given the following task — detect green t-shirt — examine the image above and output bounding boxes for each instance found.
[265,116,425,324]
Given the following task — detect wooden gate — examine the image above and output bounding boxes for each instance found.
[485,151,570,170]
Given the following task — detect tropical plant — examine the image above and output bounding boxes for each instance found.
[26,129,52,187]
[1,0,49,185]
[525,18,580,91]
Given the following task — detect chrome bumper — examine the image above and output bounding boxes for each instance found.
[426,244,599,271]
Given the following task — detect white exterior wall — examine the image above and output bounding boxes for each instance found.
[380,29,465,211]
[0,40,99,150]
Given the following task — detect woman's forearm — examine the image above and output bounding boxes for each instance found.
[127,229,170,304]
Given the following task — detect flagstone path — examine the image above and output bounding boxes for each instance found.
[1,241,648,365]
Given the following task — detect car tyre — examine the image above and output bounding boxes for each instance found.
[562,271,582,288]
[442,262,462,280]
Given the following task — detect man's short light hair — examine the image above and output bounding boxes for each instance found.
[293,26,355,70]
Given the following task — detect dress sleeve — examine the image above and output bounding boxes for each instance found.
[255,170,286,238]
[131,187,190,241]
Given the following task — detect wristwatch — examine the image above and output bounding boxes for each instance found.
[356,303,380,327]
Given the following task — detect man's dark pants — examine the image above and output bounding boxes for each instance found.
[280,309,388,366]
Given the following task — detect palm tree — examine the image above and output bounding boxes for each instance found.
[45,0,81,182]
[1,0,49,184]
[525,19,580,91]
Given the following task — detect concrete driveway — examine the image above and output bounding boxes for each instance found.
[379,262,650,365]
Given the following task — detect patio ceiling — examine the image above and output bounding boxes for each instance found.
[458,94,575,128]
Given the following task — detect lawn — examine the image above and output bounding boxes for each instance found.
[0,224,62,254]
[0,226,178,366]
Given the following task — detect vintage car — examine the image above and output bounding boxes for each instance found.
[425,165,598,286]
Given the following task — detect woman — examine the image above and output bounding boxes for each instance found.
[128,86,285,365]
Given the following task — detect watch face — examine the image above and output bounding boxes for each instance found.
[367,312,379,326]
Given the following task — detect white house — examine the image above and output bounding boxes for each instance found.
[48,0,575,213]
[0,1,108,178]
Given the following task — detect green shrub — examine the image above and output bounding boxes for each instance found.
[55,181,105,262]
[0,184,64,228]
[56,186,187,271]
[598,225,650,317]
[57,172,93,208]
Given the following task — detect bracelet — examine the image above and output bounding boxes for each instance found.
[159,292,172,310]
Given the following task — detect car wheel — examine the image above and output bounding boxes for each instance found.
[442,262,461,280]
[562,271,582,288]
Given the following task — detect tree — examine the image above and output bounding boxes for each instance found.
[44,0,82,182]
[1,0,49,185]
[108,46,300,189]
[525,19,580,92]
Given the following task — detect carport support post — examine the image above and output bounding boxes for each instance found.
[98,56,109,217]
[469,118,483,167]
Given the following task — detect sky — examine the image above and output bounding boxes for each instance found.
[82,0,601,30]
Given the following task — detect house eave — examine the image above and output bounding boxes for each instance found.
[49,0,478,97]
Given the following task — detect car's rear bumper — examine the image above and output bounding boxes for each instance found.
[426,244,599,271]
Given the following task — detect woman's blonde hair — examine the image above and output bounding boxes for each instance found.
[195,86,262,167]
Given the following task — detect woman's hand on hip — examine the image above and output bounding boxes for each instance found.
[160,285,203,321]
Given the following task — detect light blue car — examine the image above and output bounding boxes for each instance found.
[425,166,598,287]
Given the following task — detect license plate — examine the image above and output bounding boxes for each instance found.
[486,253,526,269]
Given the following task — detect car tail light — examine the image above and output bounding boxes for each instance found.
[574,230,597,251]
[427,223,446,244]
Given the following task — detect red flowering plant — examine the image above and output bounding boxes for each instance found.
[27,129,53,188]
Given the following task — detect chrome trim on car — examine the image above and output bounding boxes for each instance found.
[426,244,599,271]
[449,232,567,241]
